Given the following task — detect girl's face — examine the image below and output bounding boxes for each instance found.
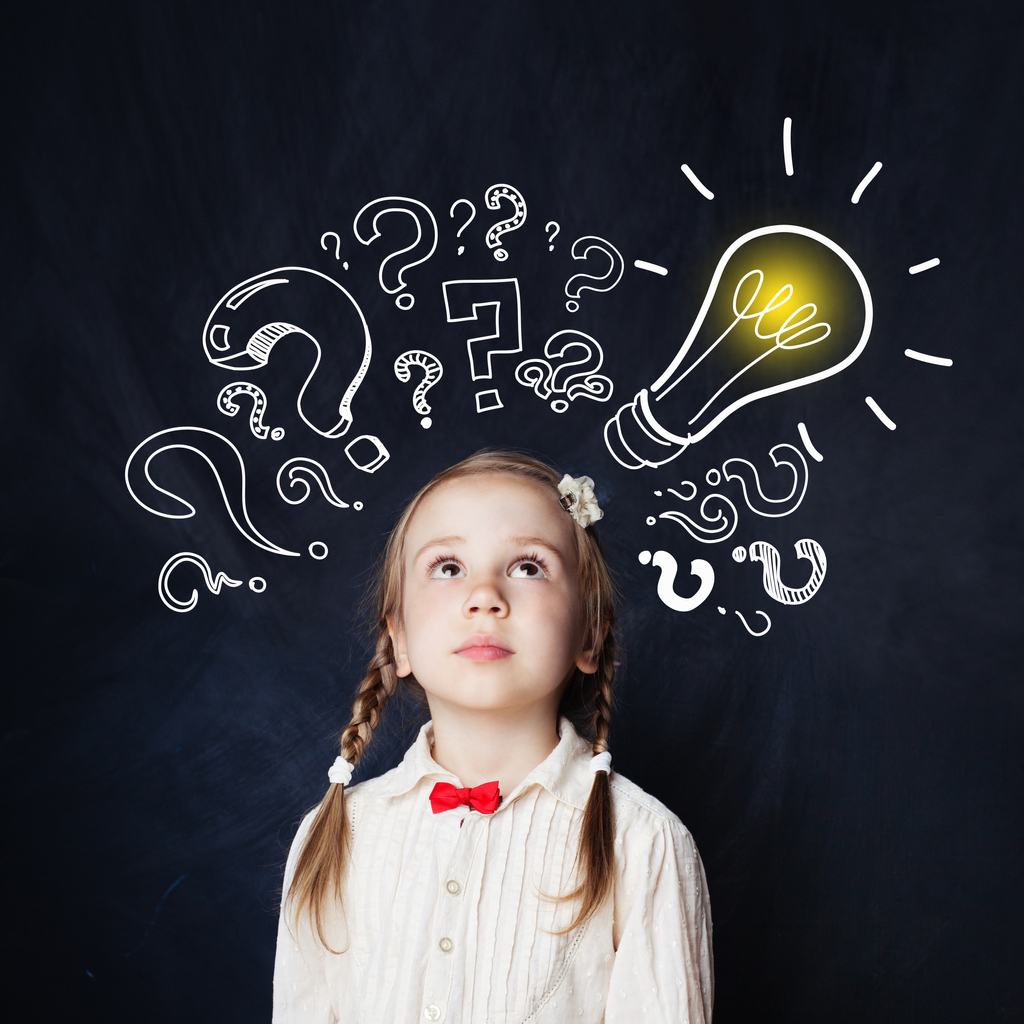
[390,473,598,719]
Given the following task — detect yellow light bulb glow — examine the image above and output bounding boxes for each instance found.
[605,225,872,470]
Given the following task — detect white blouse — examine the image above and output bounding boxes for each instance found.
[274,719,713,1024]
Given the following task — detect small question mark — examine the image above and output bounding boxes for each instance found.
[483,184,528,261]
[352,197,438,309]
[394,350,444,428]
[514,330,614,413]
[565,236,625,312]
[449,199,476,256]
[545,221,560,251]
[216,382,284,440]
[320,231,341,261]
[638,549,715,612]
[741,539,827,604]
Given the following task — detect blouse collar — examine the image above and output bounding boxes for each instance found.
[373,716,598,812]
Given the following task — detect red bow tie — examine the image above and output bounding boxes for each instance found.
[429,780,501,815]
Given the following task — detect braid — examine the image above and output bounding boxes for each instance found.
[340,633,400,765]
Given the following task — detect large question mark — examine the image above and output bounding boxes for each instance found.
[352,197,438,309]
[125,426,300,556]
[449,199,476,256]
[483,184,527,262]
[442,278,523,413]
[737,539,827,604]
[394,350,444,428]
[638,549,715,612]
[545,221,560,251]
[565,236,625,312]
[203,267,372,439]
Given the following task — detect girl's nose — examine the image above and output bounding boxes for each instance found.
[463,579,509,618]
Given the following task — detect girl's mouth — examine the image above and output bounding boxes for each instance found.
[455,636,514,661]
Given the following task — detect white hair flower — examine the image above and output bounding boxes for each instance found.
[557,474,604,528]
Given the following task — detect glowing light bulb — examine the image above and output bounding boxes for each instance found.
[605,225,872,469]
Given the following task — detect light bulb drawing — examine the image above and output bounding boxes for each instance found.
[605,224,872,470]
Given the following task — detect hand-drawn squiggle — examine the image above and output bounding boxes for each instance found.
[125,427,300,556]
[276,458,350,508]
[638,550,715,612]
[748,538,827,604]
[158,552,242,613]
[217,382,284,440]
[723,443,808,517]
[735,610,772,636]
[658,494,738,544]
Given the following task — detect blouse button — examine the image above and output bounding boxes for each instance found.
[438,937,453,953]
[445,880,461,895]
[424,1006,441,1021]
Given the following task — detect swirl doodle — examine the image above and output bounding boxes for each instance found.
[723,443,808,517]
[276,458,351,508]
[658,493,739,544]
[157,552,243,613]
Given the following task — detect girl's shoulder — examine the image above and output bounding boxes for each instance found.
[607,770,700,854]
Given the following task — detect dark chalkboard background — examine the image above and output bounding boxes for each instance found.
[3,1,1022,1021]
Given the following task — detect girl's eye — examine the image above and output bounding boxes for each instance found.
[509,559,547,579]
[429,560,465,579]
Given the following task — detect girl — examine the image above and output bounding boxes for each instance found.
[274,450,713,1024]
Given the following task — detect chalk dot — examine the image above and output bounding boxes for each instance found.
[270,427,285,440]
[308,541,329,560]
[457,245,465,256]
[705,468,721,486]
[566,300,579,313]
[677,480,697,500]
[717,606,726,614]
[353,501,363,511]
[645,516,656,526]
[395,292,415,310]
[551,399,569,413]
[548,244,554,251]
[654,490,663,497]
[638,550,653,565]
[494,248,509,261]
[420,416,432,429]
[732,546,747,563]
[249,577,267,593]
[342,261,349,270]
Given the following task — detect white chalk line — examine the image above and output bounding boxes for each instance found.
[783,117,794,177]
[851,161,883,204]
[909,258,940,274]
[797,422,824,462]
[865,396,896,430]
[680,164,714,200]
[904,348,953,367]
[634,260,668,276]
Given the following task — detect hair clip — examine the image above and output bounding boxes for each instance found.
[557,474,604,528]
[328,756,355,786]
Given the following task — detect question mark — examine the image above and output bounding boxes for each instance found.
[216,382,284,440]
[545,221,560,251]
[638,549,715,612]
[744,539,827,604]
[125,426,301,556]
[449,199,476,256]
[352,197,438,309]
[483,184,528,261]
[203,267,372,439]
[320,231,342,260]
[565,236,625,312]
[514,330,614,413]
[394,350,444,428]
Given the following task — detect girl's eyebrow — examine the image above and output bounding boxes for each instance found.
[412,535,464,561]
[508,536,566,559]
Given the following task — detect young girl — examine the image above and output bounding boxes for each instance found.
[274,450,713,1023]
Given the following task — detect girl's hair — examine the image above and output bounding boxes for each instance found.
[286,449,617,946]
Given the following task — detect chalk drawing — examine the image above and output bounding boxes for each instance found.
[248,577,266,592]
[202,267,371,439]
[731,545,747,562]
[276,458,350,508]
[157,552,242,613]
[442,278,523,413]
[564,236,625,313]
[308,542,328,560]
[320,232,342,260]
[344,434,390,473]
[748,539,827,604]
[125,426,300,556]
[604,224,872,469]
[638,549,715,612]
[545,221,560,251]
[394,350,444,428]
[449,199,476,256]
[705,468,721,487]
[905,349,953,367]
[680,164,714,200]
[634,260,668,276]
[352,196,438,308]
[483,184,527,261]
[723,442,809,517]
[783,117,794,176]
[865,395,896,430]
[735,610,772,636]
[797,421,823,462]
[909,258,940,275]
[216,382,284,440]
[514,329,614,413]
[658,493,739,544]
[851,162,883,204]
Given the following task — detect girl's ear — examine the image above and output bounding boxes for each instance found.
[574,619,610,675]
[387,615,413,677]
